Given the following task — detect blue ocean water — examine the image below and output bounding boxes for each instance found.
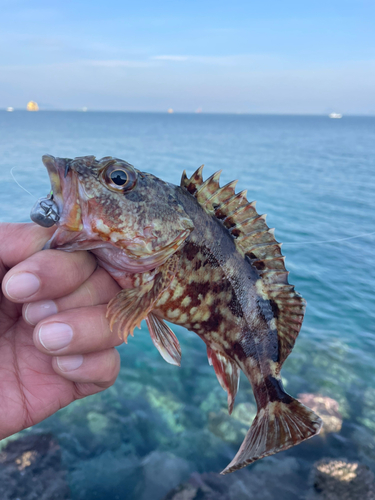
[0,111,374,499]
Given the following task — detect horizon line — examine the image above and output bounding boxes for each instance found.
[2,109,375,117]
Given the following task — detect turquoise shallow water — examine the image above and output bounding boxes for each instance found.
[0,112,374,498]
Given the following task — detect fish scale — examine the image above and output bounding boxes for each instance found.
[34,154,322,474]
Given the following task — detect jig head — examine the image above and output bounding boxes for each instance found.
[30,196,60,228]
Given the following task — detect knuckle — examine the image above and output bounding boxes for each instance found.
[70,256,89,285]
[104,349,120,382]
[98,311,111,344]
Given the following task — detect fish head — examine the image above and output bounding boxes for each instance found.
[41,154,194,272]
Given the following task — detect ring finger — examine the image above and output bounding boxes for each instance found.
[53,348,120,388]
[33,304,124,357]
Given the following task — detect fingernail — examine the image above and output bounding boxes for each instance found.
[6,273,40,300]
[57,355,83,372]
[38,322,73,351]
[25,300,58,325]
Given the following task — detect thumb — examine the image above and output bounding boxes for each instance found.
[0,223,56,271]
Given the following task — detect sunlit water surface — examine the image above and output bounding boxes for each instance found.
[0,112,374,499]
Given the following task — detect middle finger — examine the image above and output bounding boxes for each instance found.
[23,267,121,326]
[33,304,123,356]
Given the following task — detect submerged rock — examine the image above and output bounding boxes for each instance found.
[208,409,246,444]
[358,388,375,433]
[163,456,305,500]
[164,482,202,500]
[69,447,142,500]
[86,410,111,434]
[308,459,375,500]
[140,450,193,500]
[163,472,228,500]
[298,393,342,436]
[231,403,257,427]
[0,432,70,500]
[207,403,257,445]
[171,428,232,472]
[145,385,185,434]
[351,426,375,468]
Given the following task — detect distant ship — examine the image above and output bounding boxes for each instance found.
[329,112,342,119]
[27,101,39,111]
[167,108,174,114]
[6,107,14,112]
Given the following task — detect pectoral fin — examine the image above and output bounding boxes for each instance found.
[107,283,155,342]
[146,313,181,366]
[107,255,179,343]
[207,347,240,414]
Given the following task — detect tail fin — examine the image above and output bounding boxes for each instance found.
[221,398,322,474]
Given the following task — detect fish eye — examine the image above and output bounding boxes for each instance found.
[100,159,137,193]
[110,169,128,186]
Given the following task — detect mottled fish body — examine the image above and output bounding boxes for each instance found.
[36,155,322,473]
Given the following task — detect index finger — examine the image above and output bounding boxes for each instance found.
[2,248,97,303]
[0,223,55,269]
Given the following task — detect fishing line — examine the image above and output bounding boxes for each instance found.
[284,231,375,246]
[10,166,38,200]
[9,166,375,246]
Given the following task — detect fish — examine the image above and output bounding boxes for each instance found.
[36,154,322,474]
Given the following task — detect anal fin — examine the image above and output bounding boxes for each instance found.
[207,347,240,414]
[146,313,181,366]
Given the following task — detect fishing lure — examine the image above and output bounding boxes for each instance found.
[30,194,60,228]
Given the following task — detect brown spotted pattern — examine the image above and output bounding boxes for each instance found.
[42,156,322,475]
[157,167,321,473]
[155,240,240,344]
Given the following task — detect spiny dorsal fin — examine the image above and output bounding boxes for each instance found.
[196,170,222,206]
[206,180,238,212]
[182,166,306,365]
[181,165,204,194]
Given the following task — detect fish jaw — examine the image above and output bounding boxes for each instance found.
[42,154,93,251]
[42,155,83,233]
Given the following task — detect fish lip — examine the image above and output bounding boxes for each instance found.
[42,155,65,215]
[42,154,83,235]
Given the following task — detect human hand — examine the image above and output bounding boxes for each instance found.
[0,223,122,440]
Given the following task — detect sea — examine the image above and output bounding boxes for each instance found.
[0,111,374,499]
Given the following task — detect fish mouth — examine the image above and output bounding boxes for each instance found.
[41,155,65,213]
[42,155,77,221]
[42,154,88,249]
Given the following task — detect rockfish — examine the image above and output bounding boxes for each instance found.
[32,155,322,473]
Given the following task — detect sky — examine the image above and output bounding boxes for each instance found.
[0,0,374,114]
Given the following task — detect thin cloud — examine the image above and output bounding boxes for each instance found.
[0,60,155,72]
[87,59,154,68]
[152,55,188,61]
[151,54,271,67]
